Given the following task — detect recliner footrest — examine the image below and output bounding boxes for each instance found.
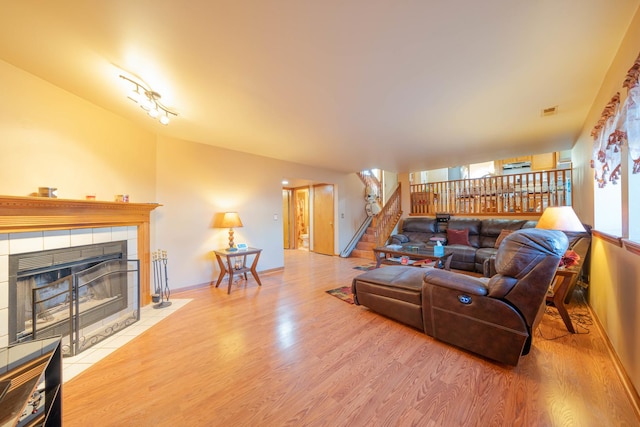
[352,266,425,331]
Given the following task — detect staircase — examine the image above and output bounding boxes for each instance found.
[350,226,380,260]
[350,175,402,260]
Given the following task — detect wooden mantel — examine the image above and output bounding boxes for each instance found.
[0,195,161,305]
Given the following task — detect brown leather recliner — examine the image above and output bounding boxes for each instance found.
[352,228,568,366]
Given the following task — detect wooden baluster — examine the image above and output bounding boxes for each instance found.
[524,173,529,212]
[544,171,550,210]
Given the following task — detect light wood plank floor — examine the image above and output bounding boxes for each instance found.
[63,250,639,426]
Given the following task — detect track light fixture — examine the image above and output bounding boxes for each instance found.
[119,75,177,125]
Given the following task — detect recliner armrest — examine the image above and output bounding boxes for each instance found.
[423,269,489,296]
[389,234,410,244]
[483,256,497,278]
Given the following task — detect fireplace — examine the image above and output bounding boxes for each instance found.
[8,241,140,356]
[0,195,160,351]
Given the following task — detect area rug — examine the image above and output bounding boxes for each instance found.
[354,264,376,271]
[326,286,354,304]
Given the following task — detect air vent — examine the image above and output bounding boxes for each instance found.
[541,106,558,117]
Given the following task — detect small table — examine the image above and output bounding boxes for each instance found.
[546,267,579,333]
[373,245,453,269]
[213,247,262,294]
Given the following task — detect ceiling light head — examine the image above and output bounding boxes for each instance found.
[128,86,143,103]
[119,74,178,125]
[148,106,160,118]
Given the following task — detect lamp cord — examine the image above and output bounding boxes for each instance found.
[537,285,592,340]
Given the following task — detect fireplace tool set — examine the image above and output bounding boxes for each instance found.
[152,250,172,308]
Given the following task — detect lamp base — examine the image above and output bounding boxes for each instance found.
[228,247,238,252]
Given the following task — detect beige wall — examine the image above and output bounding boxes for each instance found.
[0,59,157,201]
[571,7,640,396]
[155,135,365,288]
[0,57,366,296]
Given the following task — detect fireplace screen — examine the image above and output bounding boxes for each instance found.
[9,241,140,356]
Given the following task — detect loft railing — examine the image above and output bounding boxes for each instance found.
[372,183,402,246]
[410,169,572,216]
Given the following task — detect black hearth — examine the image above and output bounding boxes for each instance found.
[8,241,140,356]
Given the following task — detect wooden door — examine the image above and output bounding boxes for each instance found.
[312,184,335,256]
[282,189,292,249]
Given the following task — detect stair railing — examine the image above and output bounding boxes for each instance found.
[371,183,402,247]
[409,169,573,215]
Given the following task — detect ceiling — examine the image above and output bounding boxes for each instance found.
[1,1,638,174]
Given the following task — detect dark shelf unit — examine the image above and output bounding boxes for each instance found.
[0,337,62,427]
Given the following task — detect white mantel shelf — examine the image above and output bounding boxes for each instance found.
[0,195,161,305]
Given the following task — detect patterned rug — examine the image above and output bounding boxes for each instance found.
[353,264,376,271]
[326,286,354,304]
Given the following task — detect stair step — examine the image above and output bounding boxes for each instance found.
[351,248,375,260]
[360,234,377,243]
[356,240,376,249]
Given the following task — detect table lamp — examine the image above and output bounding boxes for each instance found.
[219,212,243,251]
[536,206,586,232]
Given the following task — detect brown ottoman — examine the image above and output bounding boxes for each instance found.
[351,266,426,331]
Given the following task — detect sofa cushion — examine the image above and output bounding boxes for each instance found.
[402,217,437,233]
[447,228,471,246]
[479,219,527,248]
[398,217,439,245]
[447,245,476,265]
[494,229,514,248]
[391,234,410,243]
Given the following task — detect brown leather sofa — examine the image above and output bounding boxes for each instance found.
[390,217,538,273]
[352,228,568,366]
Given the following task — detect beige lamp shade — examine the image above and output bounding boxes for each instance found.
[219,212,243,228]
[536,206,586,232]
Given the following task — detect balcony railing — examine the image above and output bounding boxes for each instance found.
[410,169,572,216]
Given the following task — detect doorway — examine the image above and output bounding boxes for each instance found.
[282,182,335,256]
[282,187,310,250]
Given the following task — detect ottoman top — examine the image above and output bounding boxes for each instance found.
[354,265,425,291]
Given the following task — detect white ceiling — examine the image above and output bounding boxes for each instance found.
[1,1,638,174]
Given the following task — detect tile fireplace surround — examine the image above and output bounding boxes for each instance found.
[0,195,160,348]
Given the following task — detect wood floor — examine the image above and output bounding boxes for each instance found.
[62,250,639,426]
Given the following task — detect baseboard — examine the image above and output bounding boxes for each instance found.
[588,304,640,420]
[259,266,284,275]
[168,266,286,294]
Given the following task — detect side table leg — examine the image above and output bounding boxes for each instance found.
[374,251,384,268]
[226,256,235,294]
[552,276,576,333]
[215,254,227,288]
[250,251,262,286]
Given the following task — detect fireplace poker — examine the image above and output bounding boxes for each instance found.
[162,250,171,304]
[153,249,171,308]
[152,251,161,303]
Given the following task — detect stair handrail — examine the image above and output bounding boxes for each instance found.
[371,183,402,247]
[340,216,373,258]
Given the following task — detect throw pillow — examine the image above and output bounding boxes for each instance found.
[447,228,471,246]
[494,229,514,248]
